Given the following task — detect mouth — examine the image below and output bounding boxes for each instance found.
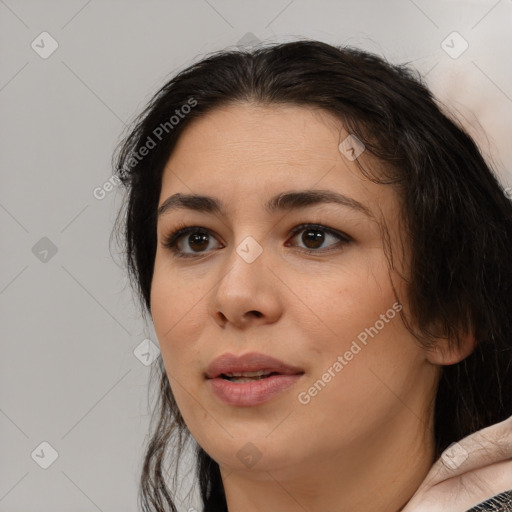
[205,352,305,406]
[205,351,304,380]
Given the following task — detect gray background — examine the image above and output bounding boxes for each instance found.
[1,0,511,511]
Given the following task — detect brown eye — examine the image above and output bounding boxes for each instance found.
[287,224,351,253]
[183,232,210,252]
[299,228,326,249]
[162,223,351,259]
[162,226,222,257]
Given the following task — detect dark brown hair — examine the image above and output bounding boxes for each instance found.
[112,39,512,512]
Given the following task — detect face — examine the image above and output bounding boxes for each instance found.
[151,103,439,478]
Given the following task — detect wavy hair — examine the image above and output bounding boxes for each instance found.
[111,40,512,511]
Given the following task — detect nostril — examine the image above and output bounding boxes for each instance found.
[217,312,228,323]
[249,311,263,318]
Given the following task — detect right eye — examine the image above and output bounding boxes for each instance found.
[162,225,223,258]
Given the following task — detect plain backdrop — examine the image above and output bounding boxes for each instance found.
[1,0,511,511]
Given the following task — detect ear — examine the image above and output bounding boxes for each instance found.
[426,330,477,365]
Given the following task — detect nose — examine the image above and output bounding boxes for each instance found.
[207,241,283,329]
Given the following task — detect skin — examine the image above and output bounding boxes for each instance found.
[150,102,474,512]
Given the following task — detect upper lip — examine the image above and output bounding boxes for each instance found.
[205,352,304,379]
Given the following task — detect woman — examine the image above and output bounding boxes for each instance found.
[112,40,512,511]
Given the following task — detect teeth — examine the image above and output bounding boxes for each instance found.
[221,370,277,382]
[227,375,271,383]
[224,370,273,377]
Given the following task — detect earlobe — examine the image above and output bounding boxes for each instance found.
[426,331,477,365]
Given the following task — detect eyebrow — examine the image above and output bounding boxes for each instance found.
[157,189,374,219]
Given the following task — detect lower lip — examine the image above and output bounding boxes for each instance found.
[208,374,303,406]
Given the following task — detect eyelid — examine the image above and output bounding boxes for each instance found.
[161,222,352,258]
[287,223,352,244]
[161,224,223,256]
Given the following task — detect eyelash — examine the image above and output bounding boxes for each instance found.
[161,222,352,259]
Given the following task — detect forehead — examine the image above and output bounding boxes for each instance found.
[166,102,345,169]
[158,102,396,218]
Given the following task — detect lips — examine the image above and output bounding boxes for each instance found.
[205,352,304,380]
[205,352,305,407]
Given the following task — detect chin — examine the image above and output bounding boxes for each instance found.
[202,434,308,475]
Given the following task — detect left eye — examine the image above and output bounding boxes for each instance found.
[162,223,351,258]
[286,224,351,253]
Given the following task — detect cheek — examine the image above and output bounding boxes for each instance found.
[150,274,206,432]
[295,255,399,354]
[296,318,425,444]
[150,264,205,370]
[293,257,423,416]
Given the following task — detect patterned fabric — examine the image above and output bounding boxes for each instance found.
[466,490,512,511]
